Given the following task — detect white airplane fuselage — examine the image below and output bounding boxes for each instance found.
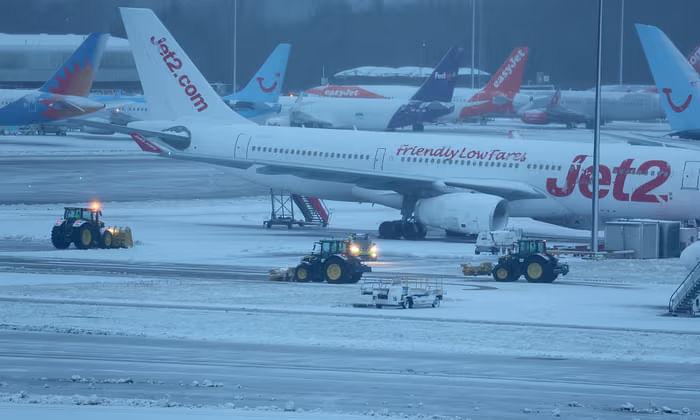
[135,119,700,229]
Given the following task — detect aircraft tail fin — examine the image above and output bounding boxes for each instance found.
[230,43,291,103]
[479,47,528,98]
[119,7,252,123]
[38,32,109,97]
[410,46,463,102]
[636,24,700,133]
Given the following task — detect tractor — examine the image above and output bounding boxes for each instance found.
[492,239,569,283]
[294,239,372,284]
[51,204,132,249]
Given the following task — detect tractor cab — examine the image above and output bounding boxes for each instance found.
[63,206,103,226]
[514,239,546,256]
[311,239,349,258]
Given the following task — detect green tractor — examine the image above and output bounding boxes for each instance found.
[51,204,130,249]
[294,239,372,284]
[492,239,569,283]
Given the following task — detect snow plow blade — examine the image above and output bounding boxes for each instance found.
[108,226,134,248]
[461,262,494,276]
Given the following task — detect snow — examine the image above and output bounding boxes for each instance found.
[0,197,698,364]
[0,401,409,420]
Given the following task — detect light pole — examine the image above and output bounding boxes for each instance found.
[619,0,624,84]
[592,0,603,255]
[471,0,476,89]
[233,0,238,94]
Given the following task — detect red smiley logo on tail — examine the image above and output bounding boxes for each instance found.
[662,88,692,113]
[257,73,280,93]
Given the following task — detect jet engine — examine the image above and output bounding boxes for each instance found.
[520,109,549,125]
[414,193,509,234]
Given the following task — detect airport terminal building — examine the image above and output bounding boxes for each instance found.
[0,33,139,91]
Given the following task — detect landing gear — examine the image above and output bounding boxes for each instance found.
[378,220,427,240]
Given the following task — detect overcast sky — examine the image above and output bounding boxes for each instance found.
[1,0,697,91]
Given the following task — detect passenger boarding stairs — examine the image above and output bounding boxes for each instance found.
[292,195,329,227]
[264,189,329,228]
[669,261,700,316]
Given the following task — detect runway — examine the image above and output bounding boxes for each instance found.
[0,331,697,418]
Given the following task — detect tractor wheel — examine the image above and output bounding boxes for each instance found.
[50,225,70,249]
[493,264,513,282]
[294,263,313,282]
[101,230,113,249]
[323,256,351,284]
[74,225,93,249]
[524,256,553,283]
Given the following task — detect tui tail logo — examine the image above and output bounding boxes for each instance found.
[662,87,692,113]
[48,59,95,97]
[257,73,280,93]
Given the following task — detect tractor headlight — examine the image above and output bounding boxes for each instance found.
[350,245,360,254]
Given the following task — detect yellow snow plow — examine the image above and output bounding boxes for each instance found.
[105,227,134,248]
[461,262,494,276]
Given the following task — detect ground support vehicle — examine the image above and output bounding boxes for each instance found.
[474,230,521,255]
[293,239,371,283]
[361,279,444,309]
[492,239,569,283]
[51,205,133,249]
[348,233,378,261]
[461,262,494,276]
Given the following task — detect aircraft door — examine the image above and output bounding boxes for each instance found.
[681,161,700,189]
[373,148,386,170]
[234,134,251,160]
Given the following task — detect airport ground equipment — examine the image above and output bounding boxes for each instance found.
[263,189,330,229]
[475,230,521,255]
[51,204,133,249]
[294,239,371,283]
[492,239,569,283]
[361,279,443,309]
[669,261,700,316]
[461,262,494,276]
[348,233,377,261]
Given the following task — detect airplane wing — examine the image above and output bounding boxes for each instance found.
[256,163,545,200]
[68,118,191,150]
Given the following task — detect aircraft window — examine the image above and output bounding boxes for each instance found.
[401,157,405,162]
[466,160,470,166]
[515,163,519,168]
[490,162,495,167]
[251,146,256,151]
[430,158,435,163]
[273,148,277,153]
[330,153,335,158]
[527,164,531,169]
[557,165,562,171]
[418,158,423,163]
[539,164,544,170]
[461,160,465,165]
[478,161,483,166]
[509,163,513,168]
[342,153,347,158]
[545,164,550,170]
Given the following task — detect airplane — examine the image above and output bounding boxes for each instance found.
[289,46,463,131]
[636,24,700,140]
[0,32,108,127]
[517,42,700,129]
[76,43,291,131]
[518,87,665,128]
[82,8,700,243]
[303,47,530,124]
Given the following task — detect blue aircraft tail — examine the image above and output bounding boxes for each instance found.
[411,46,463,102]
[38,32,109,98]
[228,43,291,103]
